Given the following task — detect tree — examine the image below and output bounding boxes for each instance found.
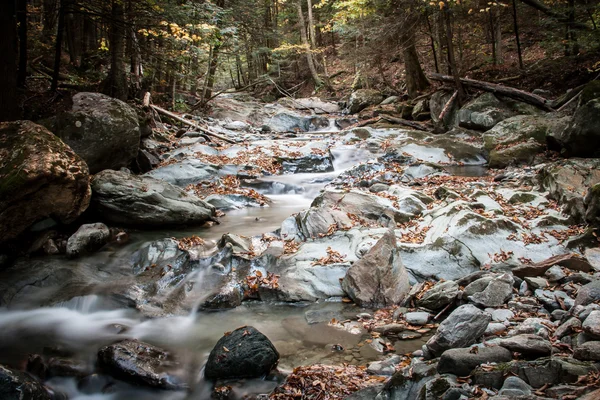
[297,1,323,88]
[0,0,20,121]
[103,0,128,100]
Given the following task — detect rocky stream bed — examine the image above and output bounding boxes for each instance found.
[0,88,600,399]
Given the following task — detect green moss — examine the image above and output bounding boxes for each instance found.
[508,192,537,204]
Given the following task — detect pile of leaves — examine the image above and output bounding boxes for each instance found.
[187,175,270,205]
[283,240,300,254]
[312,247,346,266]
[177,235,205,250]
[244,270,280,296]
[269,364,385,400]
[194,148,282,175]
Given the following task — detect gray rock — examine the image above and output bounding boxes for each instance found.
[486,322,508,336]
[367,355,402,376]
[0,364,51,399]
[535,289,574,311]
[347,89,385,114]
[369,183,390,193]
[98,339,187,390]
[205,326,279,380]
[573,341,600,361]
[91,170,215,227]
[417,281,459,310]
[575,280,600,307]
[438,346,513,376]
[145,159,220,187]
[267,111,310,132]
[585,184,600,225]
[545,265,566,282]
[496,334,552,358]
[380,96,399,105]
[582,310,600,338]
[0,121,91,244]
[223,121,249,130]
[554,317,582,339]
[405,312,431,326]
[524,277,548,290]
[552,97,600,157]
[491,309,514,322]
[464,276,495,297]
[585,248,600,271]
[41,92,140,173]
[425,304,491,357]
[499,376,532,396]
[66,223,110,258]
[458,93,513,131]
[469,273,514,308]
[342,230,411,307]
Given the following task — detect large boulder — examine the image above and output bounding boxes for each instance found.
[41,92,140,173]
[266,112,310,133]
[437,346,513,377]
[0,364,51,399]
[342,230,411,307]
[430,91,459,131]
[458,93,514,131]
[66,223,111,259]
[425,304,491,358]
[0,121,91,244]
[483,115,568,168]
[91,170,215,227]
[205,326,279,380]
[347,89,384,114]
[98,340,187,390]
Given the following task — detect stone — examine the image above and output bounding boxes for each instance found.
[573,341,600,361]
[469,273,514,308]
[41,92,140,173]
[496,334,552,358]
[585,248,600,271]
[0,121,91,244]
[66,223,110,259]
[585,184,600,225]
[223,121,249,130]
[575,280,600,307]
[486,322,508,336]
[0,364,51,399]
[552,98,600,157]
[417,280,459,310]
[534,289,574,311]
[97,339,186,390]
[342,230,411,307]
[582,310,600,338]
[524,277,548,290]
[367,355,402,376]
[425,304,491,357]
[205,326,279,380]
[491,309,514,322]
[458,93,513,131]
[499,376,532,397]
[405,312,431,326]
[91,170,215,227]
[430,91,459,130]
[464,276,495,297]
[554,317,582,339]
[545,265,566,282]
[347,89,385,114]
[411,99,430,121]
[508,318,551,338]
[437,346,513,376]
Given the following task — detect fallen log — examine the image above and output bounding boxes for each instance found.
[438,91,458,121]
[380,115,430,131]
[428,73,554,111]
[150,104,235,144]
[512,253,592,279]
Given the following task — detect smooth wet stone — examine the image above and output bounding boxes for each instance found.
[437,346,512,376]
[583,310,600,338]
[585,248,600,271]
[417,281,459,310]
[469,273,514,308]
[485,323,508,336]
[491,309,514,322]
[66,223,110,259]
[205,326,279,380]
[98,340,187,390]
[367,355,401,376]
[499,376,532,396]
[425,304,491,358]
[575,303,600,320]
[405,312,431,326]
[0,364,51,399]
[496,334,552,358]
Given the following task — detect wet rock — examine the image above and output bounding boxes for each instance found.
[91,170,215,227]
[278,153,334,174]
[437,346,513,376]
[335,117,358,130]
[416,280,459,310]
[267,112,310,133]
[544,265,566,282]
[199,279,243,311]
[552,97,600,157]
[420,375,457,400]
[524,277,548,290]
[136,149,160,173]
[66,223,110,258]
[367,355,401,376]
[98,339,186,390]
[41,92,140,173]
[430,91,459,130]
[205,326,279,380]
[499,376,532,396]
[0,121,91,244]
[574,341,600,361]
[425,304,491,357]
[342,230,411,307]
[347,89,384,114]
[145,159,220,187]
[469,273,514,308]
[582,310,600,338]
[496,334,552,358]
[0,364,51,399]
[405,312,431,326]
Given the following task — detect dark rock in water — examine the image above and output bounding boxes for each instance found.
[0,364,52,399]
[205,326,279,380]
[278,153,334,174]
[97,339,187,390]
[425,305,490,358]
[267,112,310,133]
[66,223,111,259]
[437,346,513,377]
[40,92,140,173]
[91,169,215,227]
[335,117,358,130]
[199,279,242,311]
[0,121,91,245]
[342,230,411,308]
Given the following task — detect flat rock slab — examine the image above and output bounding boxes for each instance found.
[438,346,513,376]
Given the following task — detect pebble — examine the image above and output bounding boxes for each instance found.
[405,311,431,326]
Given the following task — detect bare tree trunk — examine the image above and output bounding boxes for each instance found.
[307,0,317,49]
[17,0,27,88]
[0,0,19,121]
[426,11,439,74]
[441,2,465,103]
[297,1,322,88]
[402,29,430,98]
[512,0,524,69]
[51,0,66,92]
[103,0,127,100]
[42,0,58,43]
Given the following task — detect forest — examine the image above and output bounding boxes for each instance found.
[1,0,600,399]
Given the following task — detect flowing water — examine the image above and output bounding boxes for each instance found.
[0,140,433,399]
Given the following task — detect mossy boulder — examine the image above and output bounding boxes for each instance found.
[41,92,140,173]
[347,89,385,114]
[458,93,514,131]
[0,121,91,244]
